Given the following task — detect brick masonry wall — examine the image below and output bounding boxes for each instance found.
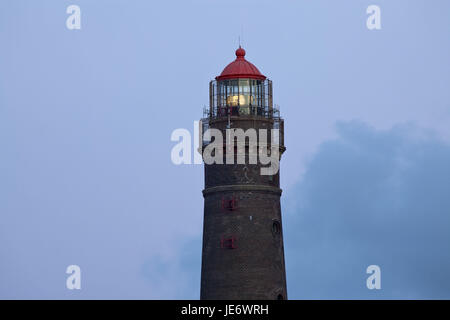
[200,117,287,300]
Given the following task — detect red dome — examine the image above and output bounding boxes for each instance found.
[216,47,266,81]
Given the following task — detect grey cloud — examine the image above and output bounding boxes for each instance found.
[284,121,450,299]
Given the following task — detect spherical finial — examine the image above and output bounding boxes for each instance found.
[235,47,246,59]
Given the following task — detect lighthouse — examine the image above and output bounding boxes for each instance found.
[200,47,287,300]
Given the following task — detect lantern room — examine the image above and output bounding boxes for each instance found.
[207,47,275,118]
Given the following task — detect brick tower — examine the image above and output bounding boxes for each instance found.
[199,47,287,300]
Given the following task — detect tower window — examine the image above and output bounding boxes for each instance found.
[272,220,281,235]
[221,196,238,211]
[221,236,237,249]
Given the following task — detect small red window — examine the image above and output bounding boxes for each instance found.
[221,196,238,211]
[220,236,237,249]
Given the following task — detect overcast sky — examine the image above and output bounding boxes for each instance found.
[1,0,450,299]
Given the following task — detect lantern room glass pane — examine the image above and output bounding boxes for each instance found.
[214,78,270,117]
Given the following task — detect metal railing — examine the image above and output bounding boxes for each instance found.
[202,104,281,120]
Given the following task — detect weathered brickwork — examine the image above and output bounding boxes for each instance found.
[200,117,287,300]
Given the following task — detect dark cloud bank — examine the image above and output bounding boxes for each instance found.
[284,121,450,299]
